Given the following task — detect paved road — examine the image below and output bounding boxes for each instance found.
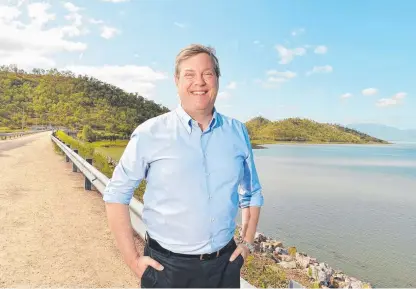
[0,133,44,155]
[0,132,143,287]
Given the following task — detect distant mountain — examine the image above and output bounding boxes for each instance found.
[246,117,388,144]
[347,123,416,142]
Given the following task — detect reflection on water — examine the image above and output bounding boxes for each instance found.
[239,142,416,287]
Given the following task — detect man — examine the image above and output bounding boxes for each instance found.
[103,43,264,288]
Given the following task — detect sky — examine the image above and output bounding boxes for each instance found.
[1,0,415,129]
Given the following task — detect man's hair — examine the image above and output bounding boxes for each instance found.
[175,44,221,78]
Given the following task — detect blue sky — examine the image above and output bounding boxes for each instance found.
[1,0,415,129]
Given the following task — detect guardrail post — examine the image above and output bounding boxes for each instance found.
[85,158,93,190]
[65,144,70,162]
[73,149,78,172]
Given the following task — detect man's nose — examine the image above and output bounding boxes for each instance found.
[193,73,206,85]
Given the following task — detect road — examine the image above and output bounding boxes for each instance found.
[0,132,143,287]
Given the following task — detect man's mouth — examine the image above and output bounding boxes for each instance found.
[191,90,208,96]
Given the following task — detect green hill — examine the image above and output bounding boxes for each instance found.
[0,65,169,137]
[246,116,389,144]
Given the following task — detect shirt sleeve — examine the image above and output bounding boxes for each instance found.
[102,128,148,205]
[238,124,265,209]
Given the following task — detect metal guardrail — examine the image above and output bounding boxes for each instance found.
[0,130,49,140]
[50,133,256,288]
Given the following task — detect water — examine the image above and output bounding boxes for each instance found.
[243,142,416,287]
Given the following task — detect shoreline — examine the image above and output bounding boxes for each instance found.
[251,141,392,149]
[235,225,373,288]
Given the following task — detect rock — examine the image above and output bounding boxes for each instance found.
[296,252,311,269]
[254,232,267,243]
[350,280,363,288]
[308,263,334,287]
[260,242,274,253]
[260,241,283,253]
[309,257,318,265]
[271,240,283,248]
[281,255,294,262]
[288,246,297,256]
[279,261,297,269]
[318,270,331,286]
[275,247,288,255]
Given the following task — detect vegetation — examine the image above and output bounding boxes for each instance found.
[246,116,389,144]
[53,130,146,202]
[0,65,169,135]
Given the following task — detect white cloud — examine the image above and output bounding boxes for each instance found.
[362,88,378,96]
[341,93,352,99]
[65,65,167,97]
[63,2,81,13]
[27,2,56,27]
[62,2,88,38]
[376,92,407,107]
[267,70,297,79]
[393,92,407,99]
[0,5,21,21]
[100,25,120,39]
[306,65,333,76]
[226,81,237,90]
[314,45,328,54]
[291,28,305,36]
[275,44,306,64]
[253,40,260,44]
[174,22,185,28]
[256,69,297,88]
[267,77,287,83]
[0,3,87,69]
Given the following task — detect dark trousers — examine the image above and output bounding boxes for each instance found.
[140,235,244,288]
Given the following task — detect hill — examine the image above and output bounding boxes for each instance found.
[0,65,169,138]
[246,117,389,144]
[1,65,388,145]
[347,123,416,142]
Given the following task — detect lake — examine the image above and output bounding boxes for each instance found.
[242,142,416,287]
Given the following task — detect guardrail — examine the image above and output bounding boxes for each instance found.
[0,130,49,140]
[50,132,256,288]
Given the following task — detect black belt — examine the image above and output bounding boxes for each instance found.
[145,233,237,261]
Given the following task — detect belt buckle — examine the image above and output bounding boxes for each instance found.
[199,250,220,261]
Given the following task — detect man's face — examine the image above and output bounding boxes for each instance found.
[175,53,219,114]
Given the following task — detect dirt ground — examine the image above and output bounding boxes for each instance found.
[0,132,144,287]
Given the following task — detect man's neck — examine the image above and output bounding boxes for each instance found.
[184,106,214,131]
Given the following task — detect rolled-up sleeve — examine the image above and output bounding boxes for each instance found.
[238,124,264,208]
[102,129,148,205]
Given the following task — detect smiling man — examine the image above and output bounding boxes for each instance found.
[103,44,264,288]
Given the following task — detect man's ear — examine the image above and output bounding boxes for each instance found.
[174,74,179,86]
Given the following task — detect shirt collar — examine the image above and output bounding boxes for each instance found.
[175,104,219,134]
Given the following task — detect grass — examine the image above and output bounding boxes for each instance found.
[0,127,30,133]
[95,146,126,161]
[241,254,289,288]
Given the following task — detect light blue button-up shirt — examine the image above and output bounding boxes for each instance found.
[103,104,264,254]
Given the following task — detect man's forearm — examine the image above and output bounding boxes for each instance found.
[105,203,139,268]
[242,206,261,243]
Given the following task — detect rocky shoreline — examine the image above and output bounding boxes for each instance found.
[235,226,372,289]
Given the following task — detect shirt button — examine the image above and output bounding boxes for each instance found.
[211,218,215,222]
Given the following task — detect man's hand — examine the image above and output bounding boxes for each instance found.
[229,243,250,262]
[129,255,164,279]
